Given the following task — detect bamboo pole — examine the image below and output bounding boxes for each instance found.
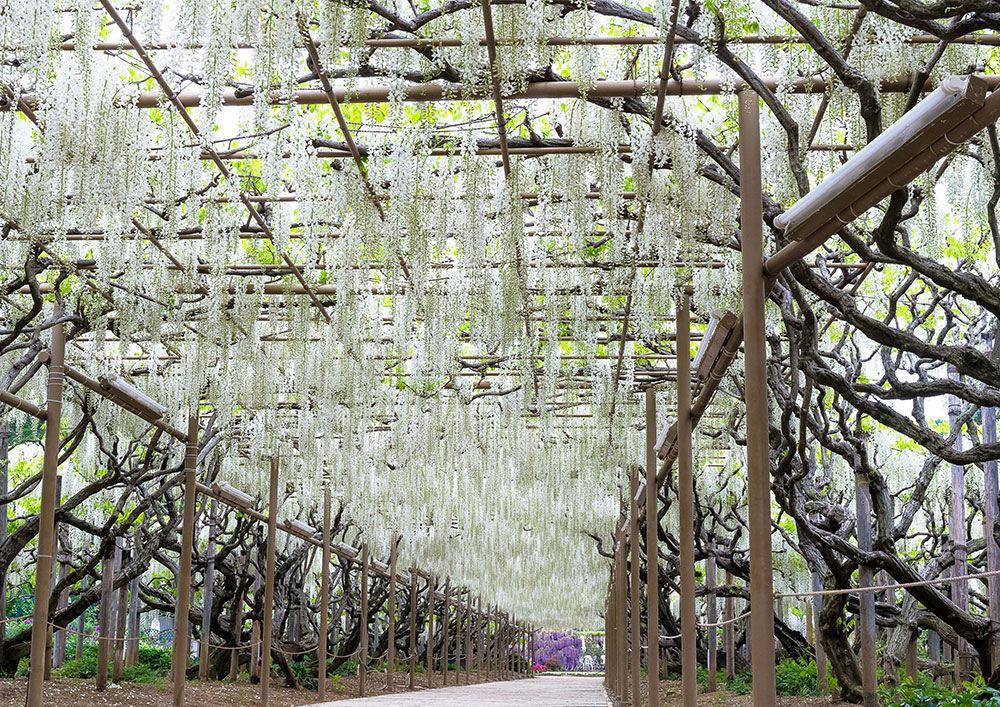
[387,535,396,693]
[27,321,64,707]
[739,88,777,707]
[318,489,331,700]
[678,285,697,707]
[646,387,660,707]
[629,466,641,702]
[261,457,279,705]
[171,415,199,707]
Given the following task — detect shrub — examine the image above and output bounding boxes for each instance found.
[53,643,172,682]
[882,674,1000,706]
[775,658,821,697]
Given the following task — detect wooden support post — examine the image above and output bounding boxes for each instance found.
[646,387,659,707]
[725,571,735,680]
[465,591,472,684]
[0,420,7,673]
[678,285,697,707]
[408,565,417,689]
[443,579,450,686]
[739,88,777,707]
[906,630,919,683]
[27,321,65,707]
[985,399,1000,666]
[229,568,244,681]
[812,573,827,692]
[319,489,331,699]
[476,597,483,682]
[706,545,718,692]
[855,474,877,707]
[426,575,435,685]
[360,542,369,697]
[629,466,641,703]
[261,456,279,705]
[199,500,217,681]
[616,525,628,702]
[387,538,396,693]
[249,621,260,683]
[96,543,115,691]
[170,416,199,707]
[112,545,129,683]
[948,367,971,683]
[76,576,87,662]
[53,538,69,670]
[125,575,140,667]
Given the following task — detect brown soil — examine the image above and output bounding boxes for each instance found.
[0,669,480,706]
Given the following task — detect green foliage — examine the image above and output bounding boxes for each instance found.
[334,659,357,677]
[724,671,752,694]
[775,658,821,696]
[53,644,172,682]
[882,674,1000,706]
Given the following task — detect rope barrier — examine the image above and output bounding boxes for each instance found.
[774,567,1000,599]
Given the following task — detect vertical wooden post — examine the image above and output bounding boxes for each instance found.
[169,416,199,707]
[261,456,279,705]
[27,321,65,707]
[948,367,970,683]
[645,387,659,707]
[725,571,735,679]
[677,285,697,707]
[229,571,244,681]
[706,545,718,692]
[906,630,919,683]
[360,542,369,697]
[318,489,331,699]
[52,538,69,670]
[985,398,1000,666]
[249,620,260,683]
[199,500,217,681]
[125,575,140,667]
[465,591,472,684]
[442,579,450,685]
[408,565,417,689]
[812,573,827,692]
[96,543,115,691]
[0,419,7,673]
[112,545,129,683]
[426,575,435,685]
[616,525,628,702]
[476,596,483,682]
[855,473,877,707]
[629,466,641,703]
[76,575,87,662]
[387,535,397,693]
[739,88,777,707]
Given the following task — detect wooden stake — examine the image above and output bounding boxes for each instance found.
[629,466,641,702]
[360,542,369,697]
[260,457,279,705]
[387,535,397,693]
[112,544,128,683]
[443,579,451,686]
[725,571,735,680]
[812,573,827,692]
[646,387,660,706]
[249,621,260,683]
[96,544,115,691]
[426,575,435,685]
[318,489,331,699]
[739,88,777,707]
[855,474,877,707]
[199,500,217,681]
[27,321,64,707]
[125,575,140,667]
[171,416,199,707]
[408,565,417,690]
[678,286,697,707]
[706,545,718,692]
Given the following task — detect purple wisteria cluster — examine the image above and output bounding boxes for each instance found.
[531,630,584,671]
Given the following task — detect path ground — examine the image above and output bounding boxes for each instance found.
[306,675,610,706]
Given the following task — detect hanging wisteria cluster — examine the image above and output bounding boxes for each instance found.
[2,0,1000,634]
